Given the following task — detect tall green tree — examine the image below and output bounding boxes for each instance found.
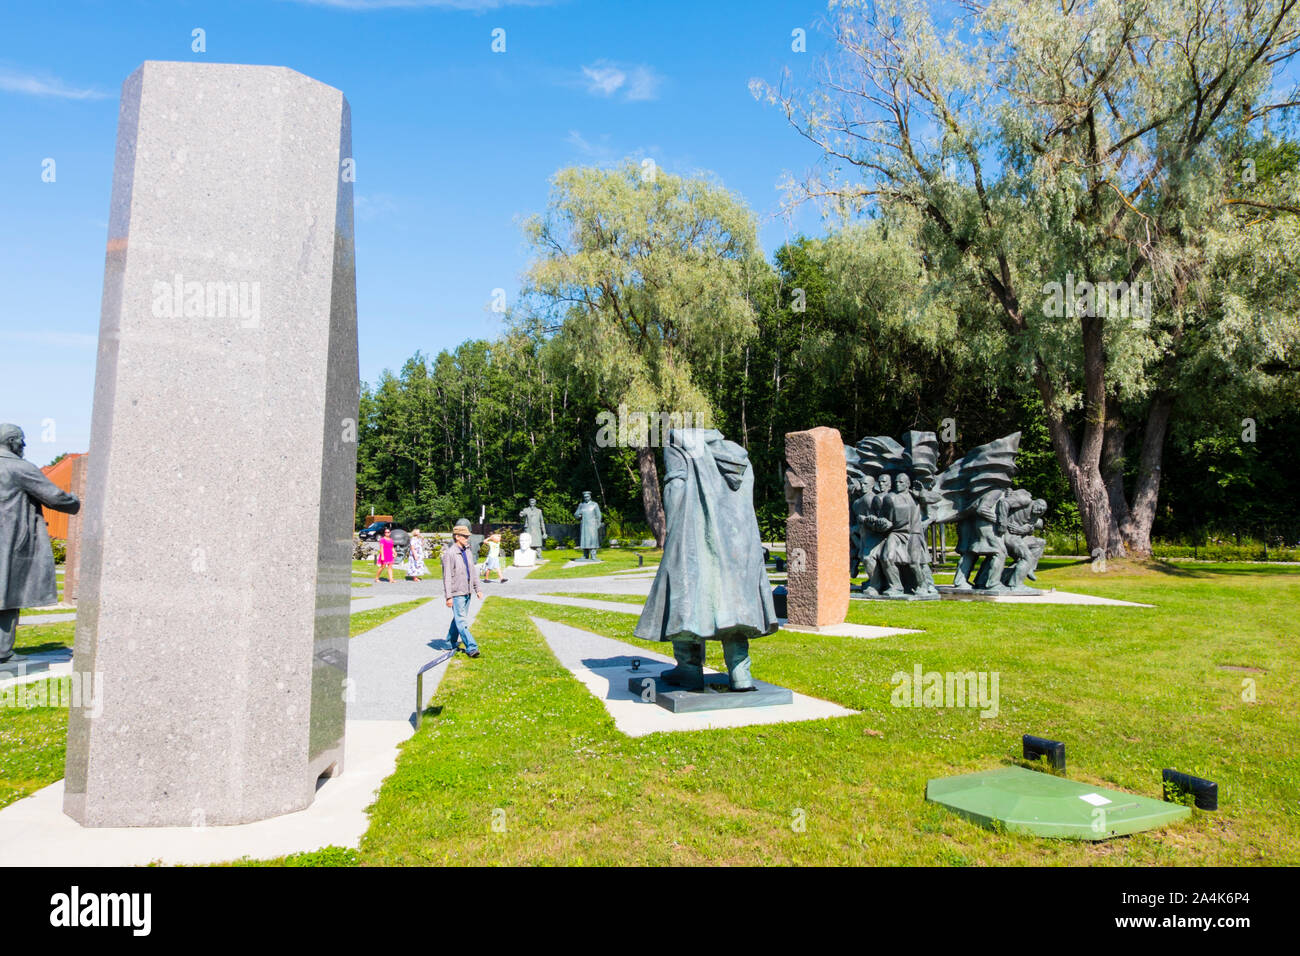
[521,162,771,544]
[759,0,1300,556]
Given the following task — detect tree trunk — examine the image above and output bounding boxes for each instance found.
[637,444,667,547]
[1101,414,1132,549]
[1119,393,1174,556]
[1036,372,1126,559]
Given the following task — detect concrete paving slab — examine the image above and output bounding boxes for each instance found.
[0,719,411,866]
[937,588,1153,607]
[530,616,857,737]
[0,648,75,689]
[782,621,923,639]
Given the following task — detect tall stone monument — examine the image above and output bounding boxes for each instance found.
[784,426,849,627]
[64,62,358,826]
[63,454,88,603]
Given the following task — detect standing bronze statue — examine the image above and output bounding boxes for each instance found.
[851,473,892,594]
[953,491,1009,591]
[0,424,81,663]
[573,491,603,561]
[999,491,1047,591]
[635,429,778,691]
[519,497,546,553]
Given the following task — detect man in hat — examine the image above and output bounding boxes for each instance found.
[441,523,484,657]
[1,424,81,663]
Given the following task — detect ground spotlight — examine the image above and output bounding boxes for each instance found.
[1023,735,1066,771]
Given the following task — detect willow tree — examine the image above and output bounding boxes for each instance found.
[759,0,1300,556]
[521,162,769,544]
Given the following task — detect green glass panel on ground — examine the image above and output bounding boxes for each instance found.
[925,766,1192,841]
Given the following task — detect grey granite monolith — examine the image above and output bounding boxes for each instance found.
[64,61,358,827]
[63,454,88,603]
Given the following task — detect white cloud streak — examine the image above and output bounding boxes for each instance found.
[0,67,109,100]
[580,60,663,101]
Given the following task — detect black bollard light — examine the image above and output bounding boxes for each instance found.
[1023,734,1066,772]
[1162,769,1218,810]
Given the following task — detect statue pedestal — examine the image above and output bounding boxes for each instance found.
[627,671,793,713]
[937,585,1046,599]
[851,591,941,602]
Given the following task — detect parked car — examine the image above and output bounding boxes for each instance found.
[358,521,410,551]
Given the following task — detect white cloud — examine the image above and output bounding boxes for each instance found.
[0,67,109,100]
[624,65,661,102]
[582,62,626,96]
[566,129,613,159]
[580,60,662,101]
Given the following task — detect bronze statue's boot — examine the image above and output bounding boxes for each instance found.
[951,554,975,589]
[0,609,19,663]
[1005,559,1032,590]
[914,564,938,595]
[978,555,1009,592]
[881,564,906,597]
[722,637,756,692]
[658,639,705,690]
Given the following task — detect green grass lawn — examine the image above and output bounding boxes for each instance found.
[13,620,73,655]
[353,559,415,580]
[0,678,72,811]
[2,617,77,810]
[357,559,1299,865]
[542,591,647,605]
[3,560,1295,864]
[523,547,662,580]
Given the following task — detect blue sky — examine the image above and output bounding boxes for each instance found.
[0,0,833,465]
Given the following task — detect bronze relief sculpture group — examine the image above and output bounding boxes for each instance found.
[847,431,1048,598]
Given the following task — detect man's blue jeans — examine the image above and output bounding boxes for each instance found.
[446,594,478,653]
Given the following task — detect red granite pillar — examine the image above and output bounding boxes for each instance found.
[784,427,849,627]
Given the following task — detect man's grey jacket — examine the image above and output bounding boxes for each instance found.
[442,541,484,600]
[0,447,81,610]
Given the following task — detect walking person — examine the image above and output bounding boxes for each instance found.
[405,529,429,582]
[374,527,396,583]
[442,523,483,657]
[483,531,508,583]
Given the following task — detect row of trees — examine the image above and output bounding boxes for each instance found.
[357,1,1300,556]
